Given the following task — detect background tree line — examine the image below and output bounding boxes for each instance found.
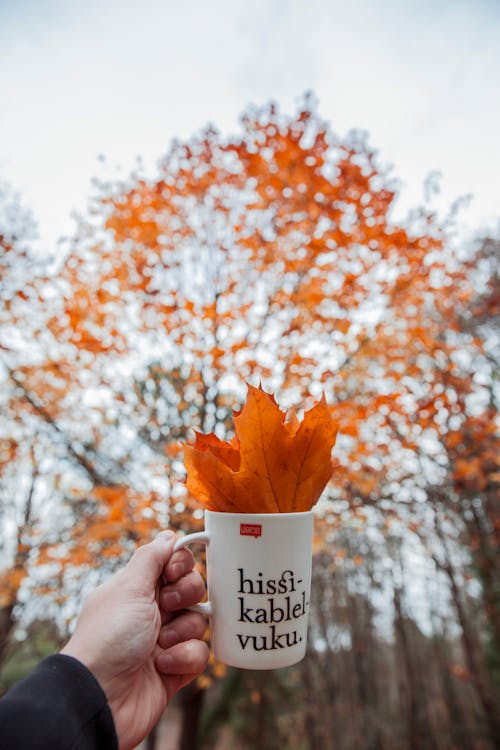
[0,98,498,749]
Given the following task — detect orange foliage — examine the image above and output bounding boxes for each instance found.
[0,568,27,608]
[1,99,497,637]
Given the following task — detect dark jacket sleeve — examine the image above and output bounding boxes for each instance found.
[0,654,118,750]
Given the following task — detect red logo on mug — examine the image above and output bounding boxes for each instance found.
[240,523,262,538]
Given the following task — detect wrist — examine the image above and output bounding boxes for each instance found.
[61,639,102,689]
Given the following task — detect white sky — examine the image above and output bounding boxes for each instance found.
[1,0,499,253]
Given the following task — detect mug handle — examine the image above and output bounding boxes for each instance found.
[173,532,213,616]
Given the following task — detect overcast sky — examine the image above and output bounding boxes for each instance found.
[1,0,499,252]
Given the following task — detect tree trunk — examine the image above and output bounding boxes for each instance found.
[301,654,326,750]
[468,499,500,653]
[179,682,205,750]
[0,604,15,669]
[199,668,243,747]
[428,581,475,750]
[434,510,500,748]
[145,722,157,750]
[0,459,37,669]
[393,587,420,750]
[350,594,382,750]
[435,636,475,750]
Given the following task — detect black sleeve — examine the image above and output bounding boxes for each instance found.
[0,654,118,750]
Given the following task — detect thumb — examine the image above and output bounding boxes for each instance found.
[127,531,177,588]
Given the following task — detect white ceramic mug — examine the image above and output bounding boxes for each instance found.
[173,510,314,670]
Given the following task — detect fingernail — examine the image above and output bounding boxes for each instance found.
[163,590,181,609]
[157,531,175,541]
[171,561,185,578]
[161,628,178,648]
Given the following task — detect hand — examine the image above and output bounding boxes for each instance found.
[61,531,209,750]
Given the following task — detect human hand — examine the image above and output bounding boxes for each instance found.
[61,531,209,750]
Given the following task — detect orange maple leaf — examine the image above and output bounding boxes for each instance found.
[184,383,339,513]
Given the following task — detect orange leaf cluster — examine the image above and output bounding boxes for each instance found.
[184,383,339,513]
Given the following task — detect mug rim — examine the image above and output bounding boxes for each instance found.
[204,509,314,519]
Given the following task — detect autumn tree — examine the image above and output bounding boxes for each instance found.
[0,182,45,661]
[42,97,460,522]
[1,99,498,748]
[429,236,500,743]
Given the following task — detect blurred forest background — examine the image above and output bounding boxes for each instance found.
[0,99,499,750]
